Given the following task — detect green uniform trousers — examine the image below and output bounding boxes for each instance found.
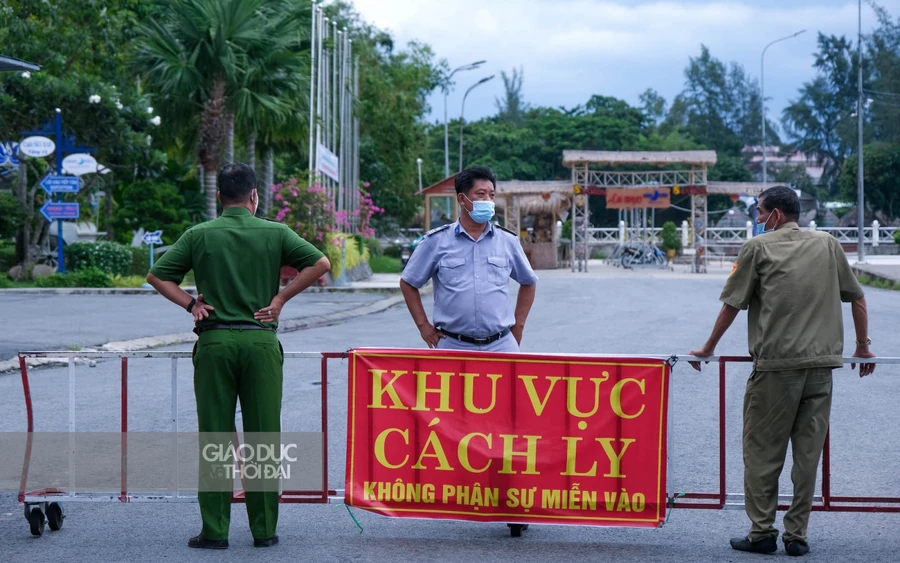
[743,368,832,544]
[192,328,284,541]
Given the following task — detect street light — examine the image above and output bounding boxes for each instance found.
[443,60,486,178]
[761,29,805,185]
[857,0,866,263]
[416,157,423,192]
[459,75,495,173]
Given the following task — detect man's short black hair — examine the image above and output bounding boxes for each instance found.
[759,186,800,221]
[455,166,497,195]
[218,163,257,205]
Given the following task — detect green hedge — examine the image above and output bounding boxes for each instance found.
[0,242,16,273]
[33,266,113,288]
[67,242,132,276]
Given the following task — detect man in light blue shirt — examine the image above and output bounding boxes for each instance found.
[400,166,538,353]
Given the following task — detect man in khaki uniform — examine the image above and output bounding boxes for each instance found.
[689,186,875,557]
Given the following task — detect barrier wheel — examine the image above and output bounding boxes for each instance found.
[507,523,527,537]
[47,502,64,531]
[28,507,45,537]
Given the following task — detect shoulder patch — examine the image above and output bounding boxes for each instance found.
[424,224,451,237]
[495,224,518,237]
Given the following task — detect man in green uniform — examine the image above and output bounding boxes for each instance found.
[688,186,875,557]
[146,163,330,549]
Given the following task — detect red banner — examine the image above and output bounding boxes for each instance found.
[346,349,670,527]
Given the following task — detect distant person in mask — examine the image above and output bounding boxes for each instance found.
[400,165,537,353]
[688,186,875,557]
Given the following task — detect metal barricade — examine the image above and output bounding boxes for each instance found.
[13,350,894,539]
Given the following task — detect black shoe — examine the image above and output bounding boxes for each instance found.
[188,535,228,549]
[784,540,810,556]
[730,535,777,554]
[254,535,279,547]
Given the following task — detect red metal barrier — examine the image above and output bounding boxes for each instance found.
[671,356,900,513]
[17,351,898,513]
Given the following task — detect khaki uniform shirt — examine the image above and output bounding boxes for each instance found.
[720,222,864,371]
[149,207,324,330]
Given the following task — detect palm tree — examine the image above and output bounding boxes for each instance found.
[232,27,308,198]
[134,0,273,220]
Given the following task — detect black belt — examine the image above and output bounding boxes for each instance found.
[194,323,277,335]
[437,326,510,346]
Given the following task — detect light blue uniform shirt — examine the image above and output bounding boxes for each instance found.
[401,221,538,339]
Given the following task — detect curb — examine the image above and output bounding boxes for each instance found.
[0,286,401,296]
[852,266,900,287]
[0,284,429,374]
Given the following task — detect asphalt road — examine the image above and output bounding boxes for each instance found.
[1,266,899,562]
[0,291,388,360]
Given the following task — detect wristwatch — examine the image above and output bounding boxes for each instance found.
[856,337,871,347]
[186,297,197,313]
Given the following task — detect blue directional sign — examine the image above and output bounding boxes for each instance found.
[142,230,163,245]
[40,201,80,222]
[40,174,81,194]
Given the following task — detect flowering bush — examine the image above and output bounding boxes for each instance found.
[355,183,384,239]
[272,178,384,248]
[272,178,337,248]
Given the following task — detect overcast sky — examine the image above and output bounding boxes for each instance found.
[353,0,900,136]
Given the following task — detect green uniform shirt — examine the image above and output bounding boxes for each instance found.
[720,222,865,371]
[149,207,324,329]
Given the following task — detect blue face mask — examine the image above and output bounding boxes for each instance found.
[465,196,495,224]
[756,211,778,236]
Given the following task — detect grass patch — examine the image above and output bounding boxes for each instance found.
[370,255,402,274]
[857,274,900,291]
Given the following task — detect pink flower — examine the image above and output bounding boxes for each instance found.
[274,193,283,201]
[363,182,370,188]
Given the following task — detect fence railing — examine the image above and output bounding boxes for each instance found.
[584,223,898,248]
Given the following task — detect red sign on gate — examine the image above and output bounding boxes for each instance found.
[346,349,670,527]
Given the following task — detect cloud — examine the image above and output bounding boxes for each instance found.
[352,0,899,125]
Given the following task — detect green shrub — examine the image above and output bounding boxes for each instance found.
[34,274,73,288]
[894,229,900,246]
[112,274,147,288]
[370,255,401,274]
[0,275,13,288]
[561,219,572,240]
[67,242,131,276]
[0,241,16,272]
[128,245,152,276]
[70,267,113,288]
[384,244,402,258]
[365,237,383,257]
[660,221,681,251]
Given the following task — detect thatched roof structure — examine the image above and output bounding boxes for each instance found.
[496,180,572,216]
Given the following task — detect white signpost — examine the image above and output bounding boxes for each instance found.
[315,143,340,182]
[19,136,56,158]
[62,153,99,176]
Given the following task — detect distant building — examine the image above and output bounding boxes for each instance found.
[742,146,827,185]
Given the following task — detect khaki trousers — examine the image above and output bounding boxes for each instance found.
[743,368,832,544]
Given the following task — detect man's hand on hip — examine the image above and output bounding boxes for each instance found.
[254,295,285,323]
[419,323,445,348]
[192,294,215,322]
[511,324,524,345]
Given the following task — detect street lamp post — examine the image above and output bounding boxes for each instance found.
[458,75,495,173]
[416,157,423,192]
[857,0,866,263]
[761,29,805,185]
[443,61,485,178]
